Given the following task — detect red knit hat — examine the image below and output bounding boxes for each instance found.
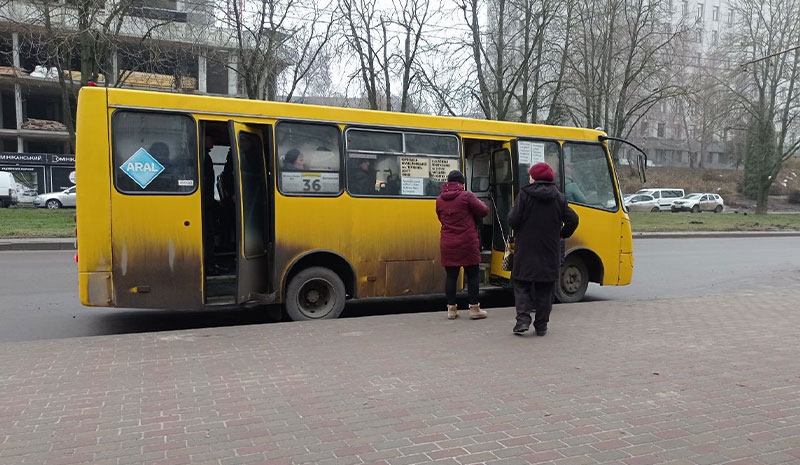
[529,162,555,182]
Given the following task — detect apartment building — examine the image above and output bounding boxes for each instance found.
[627,0,736,169]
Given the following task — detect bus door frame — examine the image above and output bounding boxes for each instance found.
[227,121,273,304]
[488,141,514,283]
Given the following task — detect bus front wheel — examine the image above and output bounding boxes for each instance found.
[555,255,588,303]
[285,266,346,321]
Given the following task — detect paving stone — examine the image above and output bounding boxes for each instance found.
[1,290,800,465]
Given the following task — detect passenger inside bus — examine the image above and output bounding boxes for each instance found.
[282,149,306,171]
[349,158,377,195]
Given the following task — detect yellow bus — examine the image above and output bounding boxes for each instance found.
[76,87,645,320]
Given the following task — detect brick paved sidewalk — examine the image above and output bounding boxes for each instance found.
[2,291,800,465]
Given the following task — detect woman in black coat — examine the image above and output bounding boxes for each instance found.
[507,162,579,336]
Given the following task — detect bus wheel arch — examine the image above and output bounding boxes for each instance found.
[555,249,603,303]
[283,252,356,321]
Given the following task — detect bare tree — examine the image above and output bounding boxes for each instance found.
[725,0,800,213]
[563,0,685,158]
[457,0,517,120]
[392,0,431,112]
[453,0,573,122]
[214,0,334,101]
[337,0,383,109]
[676,59,737,169]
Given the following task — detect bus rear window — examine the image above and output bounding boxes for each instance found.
[112,111,197,194]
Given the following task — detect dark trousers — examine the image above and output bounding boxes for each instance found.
[513,280,555,331]
[445,265,480,305]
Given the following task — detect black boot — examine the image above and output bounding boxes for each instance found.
[513,321,530,335]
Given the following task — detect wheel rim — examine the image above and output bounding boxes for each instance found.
[47,201,59,209]
[295,277,336,319]
[561,264,583,294]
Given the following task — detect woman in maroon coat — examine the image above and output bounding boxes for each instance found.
[436,170,489,320]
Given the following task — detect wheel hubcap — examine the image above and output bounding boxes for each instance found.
[297,278,334,318]
[562,265,582,294]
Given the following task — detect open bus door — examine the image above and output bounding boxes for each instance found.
[227,121,271,304]
[488,142,514,284]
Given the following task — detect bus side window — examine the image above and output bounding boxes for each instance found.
[275,122,342,195]
[346,129,460,198]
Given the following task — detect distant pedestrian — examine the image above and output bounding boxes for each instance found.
[508,162,579,336]
[436,170,489,320]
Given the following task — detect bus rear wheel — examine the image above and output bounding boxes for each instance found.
[555,255,588,303]
[285,266,346,321]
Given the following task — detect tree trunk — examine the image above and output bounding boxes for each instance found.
[755,182,769,214]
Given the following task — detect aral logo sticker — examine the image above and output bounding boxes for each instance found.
[120,148,165,189]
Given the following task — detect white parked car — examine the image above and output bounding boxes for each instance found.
[624,193,661,212]
[33,186,76,209]
[0,171,18,207]
[671,193,724,213]
[635,188,685,211]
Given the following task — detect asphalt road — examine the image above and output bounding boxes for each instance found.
[1,237,798,342]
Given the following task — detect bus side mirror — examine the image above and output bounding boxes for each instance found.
[598,134,647,184]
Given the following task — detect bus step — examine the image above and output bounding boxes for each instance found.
[206,295,235,305]
[479,283,505,291]
[479,263,490,284]
[481,250,492,264]
[206,274,236,299]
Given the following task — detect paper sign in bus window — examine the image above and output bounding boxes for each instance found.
[400,157,429,178]
[430,158,460,182]
[401,177,425,195]
[120,147,165,189]
[518,141,546,165]
[282,172,339,193]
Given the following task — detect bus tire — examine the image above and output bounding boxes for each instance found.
[555,255,588,303]
[285,266,346,321]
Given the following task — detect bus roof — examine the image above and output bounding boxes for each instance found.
[86,87,606,142]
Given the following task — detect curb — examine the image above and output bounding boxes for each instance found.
[0,239,75,251]
[634,231,800,239]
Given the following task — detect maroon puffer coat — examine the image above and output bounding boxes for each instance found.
[436,182,489,267]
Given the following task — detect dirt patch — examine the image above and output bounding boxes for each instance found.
[618,158,800,212]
